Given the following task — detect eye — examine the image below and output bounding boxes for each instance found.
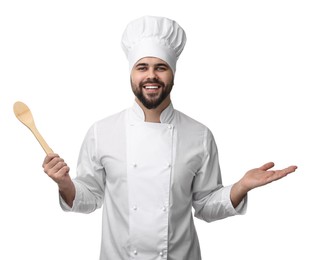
[137,66,147,71]
[156,66,167,71]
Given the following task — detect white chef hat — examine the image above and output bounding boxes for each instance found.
[121,15,187,74]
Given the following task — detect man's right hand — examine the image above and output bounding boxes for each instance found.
[42,153,75,207]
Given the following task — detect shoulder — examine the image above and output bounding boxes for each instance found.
[94,109,127,128]
[174,109,211,133]
[173,109,217,148]
[84,109,127,137]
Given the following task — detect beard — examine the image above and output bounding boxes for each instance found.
[131,78,174,109]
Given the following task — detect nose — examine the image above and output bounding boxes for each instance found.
[147,68,158,80]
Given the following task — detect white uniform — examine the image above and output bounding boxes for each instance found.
[61,102,247,260]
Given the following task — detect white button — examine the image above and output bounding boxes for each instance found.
[162,206,166,212]
[133,250,138,255]
[132,163,137,168]
[133,206,137,211]
[159,251,164,257]
[168,125,173,129]
[167,163,171,168]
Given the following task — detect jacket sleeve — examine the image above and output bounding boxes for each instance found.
[192,128,247,222]
[60,123,106,213]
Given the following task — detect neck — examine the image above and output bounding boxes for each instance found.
[135,96,171,123]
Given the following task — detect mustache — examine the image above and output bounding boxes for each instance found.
[139,78,165,88]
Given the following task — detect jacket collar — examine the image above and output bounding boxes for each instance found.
[130,100,175,124]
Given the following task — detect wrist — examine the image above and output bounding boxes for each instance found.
[58,178,74,192]
[235,179,250,195]
[58,180,76,208]
[231,181,249,209]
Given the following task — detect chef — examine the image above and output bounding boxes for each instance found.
[42,16,297,260]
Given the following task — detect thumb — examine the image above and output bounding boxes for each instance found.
[259,162,275,171]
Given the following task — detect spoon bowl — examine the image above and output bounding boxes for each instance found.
[13,101,53,154]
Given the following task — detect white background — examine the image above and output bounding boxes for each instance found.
[1,0,310,259]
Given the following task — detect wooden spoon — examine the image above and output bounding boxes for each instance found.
[13,101,53,154]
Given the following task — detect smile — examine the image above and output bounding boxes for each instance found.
[144,85,160,89]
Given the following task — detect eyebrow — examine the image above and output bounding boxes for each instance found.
[135,63,149,67]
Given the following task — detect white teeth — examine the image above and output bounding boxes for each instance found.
[145,86,159,89]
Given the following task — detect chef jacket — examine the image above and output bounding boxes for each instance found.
[60,101,247,260]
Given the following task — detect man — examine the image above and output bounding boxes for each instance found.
[42,16,297,260]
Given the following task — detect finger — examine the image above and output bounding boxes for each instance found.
[46,161,68,178]
[43,157,65,174]
[259,162,275,171]
[42,153,59,167]
[48,165,70,184]
[57,165,70,177]
[266,165,298,182]
[53,161,68,173]
[280,165,298,175]
[48,157,65,168]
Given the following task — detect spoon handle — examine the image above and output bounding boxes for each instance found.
[30,124,53,154]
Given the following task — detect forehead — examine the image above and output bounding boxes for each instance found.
[134,57,169,66]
